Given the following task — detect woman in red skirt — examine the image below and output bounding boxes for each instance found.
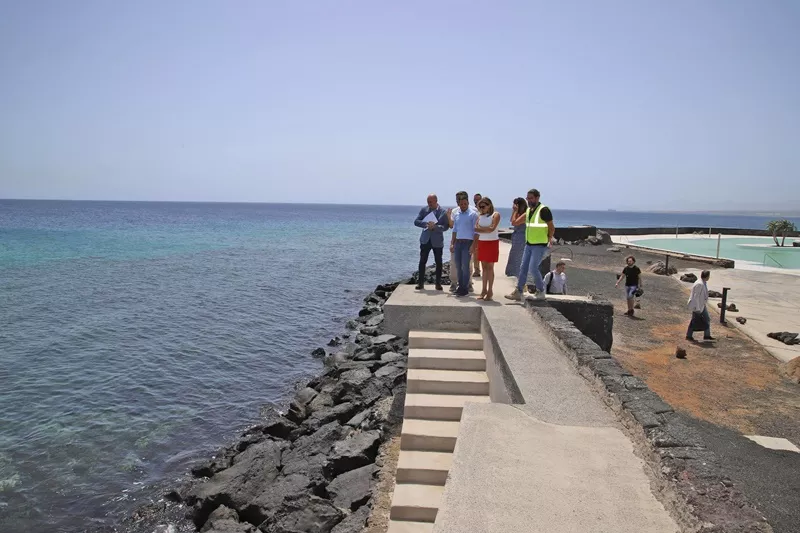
[474,197,501,300]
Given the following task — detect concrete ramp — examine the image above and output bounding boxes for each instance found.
[433,402,678,533]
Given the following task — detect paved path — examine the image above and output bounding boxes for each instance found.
[682,268,800,363]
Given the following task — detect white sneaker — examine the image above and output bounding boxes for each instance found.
[535,291,546,300]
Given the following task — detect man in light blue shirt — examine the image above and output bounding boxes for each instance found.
[448,191,479,297]
[414,194,449,290]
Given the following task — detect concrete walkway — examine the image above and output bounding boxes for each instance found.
[386,250,680,533]
[434,403,678,533]
[676,268,800,363]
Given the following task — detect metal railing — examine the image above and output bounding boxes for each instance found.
[763,253,784,268]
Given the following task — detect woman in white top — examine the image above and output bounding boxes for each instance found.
[474,197,501,300]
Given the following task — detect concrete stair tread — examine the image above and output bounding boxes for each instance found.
[408,368,489,383]
[402,418,461,438]
[408,348,486,371]
[409,331,482,341]
[390,483,444,522]
[406,393,490,408]
[409,331,483,350]
[387,520,435,533]
[397,450,453,473]
[409,348,486,360]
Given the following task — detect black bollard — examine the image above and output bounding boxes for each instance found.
[665,255,670,274]
[720,287,730,324]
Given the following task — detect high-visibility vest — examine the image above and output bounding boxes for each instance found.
[525,203,549,244]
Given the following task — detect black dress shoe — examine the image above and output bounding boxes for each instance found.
[703,336,716,341]
[415,284,424,290]
[435,284,443,291]
[685,336,696,342]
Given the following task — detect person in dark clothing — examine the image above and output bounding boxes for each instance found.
[615,255,642,316]
[413,194,449,290]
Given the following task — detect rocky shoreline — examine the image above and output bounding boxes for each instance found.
[113,276,421,533]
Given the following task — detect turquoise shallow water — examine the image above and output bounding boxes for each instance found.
[1,200,798,531]
[634,237,800,269]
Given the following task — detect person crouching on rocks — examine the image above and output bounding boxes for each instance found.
[474,197,501,300]
[615,255,641,316]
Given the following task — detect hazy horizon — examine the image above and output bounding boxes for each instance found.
[1,1,798,211]
[3,197,800,217]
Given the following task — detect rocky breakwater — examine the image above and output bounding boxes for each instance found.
[171,282,409,533]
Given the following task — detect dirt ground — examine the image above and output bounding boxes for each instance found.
[563,244,800,445]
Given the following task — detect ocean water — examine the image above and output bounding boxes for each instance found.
[1,200,798,532]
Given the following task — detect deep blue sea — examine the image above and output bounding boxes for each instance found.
[1,200,798,532]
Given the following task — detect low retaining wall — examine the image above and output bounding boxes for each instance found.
[620,242,736,268]
[600,226,799,238]
[528,297,614,352]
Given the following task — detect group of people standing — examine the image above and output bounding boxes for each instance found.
[414,188,560,301]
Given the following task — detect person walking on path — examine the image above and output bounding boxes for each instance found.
[615,255,642,316]
[505,197,528,277]
[414,194,449,290]
[474,197,501,300]
[686,270,715,342]
[543,261,568,295]
[471,193,483,278]
[505,189,555,301]
[448,191,479,297]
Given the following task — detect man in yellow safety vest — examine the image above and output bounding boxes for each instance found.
[505,188,555,301]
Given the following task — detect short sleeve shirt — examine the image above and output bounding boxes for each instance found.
[622,265,641,287]
[453,207,478,240]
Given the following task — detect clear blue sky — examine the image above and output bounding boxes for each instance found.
[1,1,798,211]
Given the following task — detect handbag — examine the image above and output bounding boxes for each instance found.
[690,311,709,332]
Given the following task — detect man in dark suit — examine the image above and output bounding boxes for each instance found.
[414,194,449,290]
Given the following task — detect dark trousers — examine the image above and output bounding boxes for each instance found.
[418,242,443,286]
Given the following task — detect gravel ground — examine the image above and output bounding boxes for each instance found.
[563,243,800,533]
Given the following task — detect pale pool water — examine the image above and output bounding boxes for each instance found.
[634,236,800,269]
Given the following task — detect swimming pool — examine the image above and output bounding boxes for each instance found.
[632,236,800,269]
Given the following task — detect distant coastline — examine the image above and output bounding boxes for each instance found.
[1,198,799,217]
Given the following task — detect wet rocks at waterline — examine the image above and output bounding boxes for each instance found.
[165,282,409,533]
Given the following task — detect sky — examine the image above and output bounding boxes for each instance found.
[0,1,798,211]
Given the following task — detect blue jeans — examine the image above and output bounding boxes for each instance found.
[686,308,712,339]
[517,244,548,292]
[453,240,473,295]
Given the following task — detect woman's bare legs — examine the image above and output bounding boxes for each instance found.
[478,261,489,299]
[484,262,495,300]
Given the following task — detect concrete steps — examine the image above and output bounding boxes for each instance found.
[408,330,483,350]
[389,483,444,522]
[408,348,486,371]
[390,330,491,527]
[387,520,435,533]
[400,418,460,453]
[396,450,453,485]
[407,368,490,396]
[404,393,491,421]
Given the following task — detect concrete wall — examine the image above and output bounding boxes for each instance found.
[600,226,799,238]
[528,298,615,352]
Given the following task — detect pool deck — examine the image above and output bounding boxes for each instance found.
[675,268,800,363]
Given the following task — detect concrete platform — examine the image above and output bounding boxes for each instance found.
[385,241,591,338]
[433,403,679,533]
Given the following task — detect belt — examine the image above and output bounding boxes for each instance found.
[456,239,473,242]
